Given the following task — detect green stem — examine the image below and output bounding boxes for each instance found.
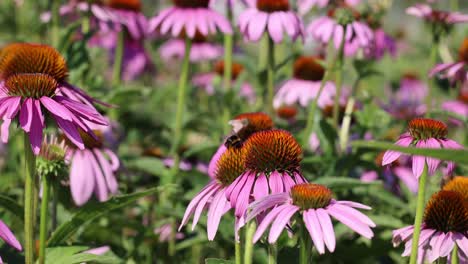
[409,163,428,264]
[168,219,176,257]
[223,6,234,91]
[244,221,256,264]
[112,30,125,86]
[24,134,37,264]
[437,257,448,264]
[332,28,346,129]
[51,181,58,230]
[451,245,459,264]
[38,175,50,264]
[427,40,439,112]
[235,241,242,264]
[299,233,310,264]
[51,0,60,47]
[338,96,355,153]
[268,244,277,264]
[266,36,275,116]
[170,37,192,157]
[451,0,458,11]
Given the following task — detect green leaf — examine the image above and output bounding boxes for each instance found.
[314,177,380,189]
[351,140,468,164]
[45,246,120,264]
[127,157,166,177]
[0,194,23,220]
[205,258,235,264]
[48,188,159,246]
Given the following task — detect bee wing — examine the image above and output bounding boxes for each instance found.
[228,118,249,133]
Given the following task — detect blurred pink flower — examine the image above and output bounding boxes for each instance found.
[160,39,223,63]
[273,56,335,109]
[441,88,468,126]
[307,7,373,56]
[154,224,185,242]
[392,191,467,263]
[364,28,397,60]
[0,219,22,263]
[382,118,463,179]
[430,38,467,85]
[406,4,468,25]
[68,120,120,206]
[148,0,232,38]
[238,0,303,43]
[247,183,375,252]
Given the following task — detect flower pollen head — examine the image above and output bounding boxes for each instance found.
[402,72,420,80]
[458,38,468,64]
[0,43,68,81]
[293,57,325,81]
[39,135,68,162]
[443,176,468,202]
[178,30,207,43]
[214,147,246,186]
[291,183,333,210]
[276,106,298,120]
[408,118,448,140]
[106,0,142,12]
[244,129,302,174]
[423,190,468,234]
[78,129,104,149]
[172,0,210,8]
[4,73,58,98]
[256,0,290,13]
[215,61,244,80]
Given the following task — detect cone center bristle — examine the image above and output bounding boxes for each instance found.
[256,0,290,12]
[5,74,58,98]
[291,184,333,210]
[215,61,244,80]
[293,57,325,81]
[408,118,448,140]
[215,147,246,186]
[226,113,273,148]
[276,106,297,120]
[79,129,104,149]
[0,43,68,81]
[172,0,210,8]
[244,130,302,174]
[458,38,468,64]
[107,0,141,12]
[424,191,468,233]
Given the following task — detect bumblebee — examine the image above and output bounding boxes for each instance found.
[224,134,243,148]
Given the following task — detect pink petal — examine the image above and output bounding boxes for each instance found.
[316,208,336,252]
[303,210,325,254]
[382,136,413,165]
[70,151,95,206]
[0,220,21,251]
[253,204,289,243]
[268,205,299,243]
[207,188,228,240]
[326,204,374,239]
[179,182,218,230]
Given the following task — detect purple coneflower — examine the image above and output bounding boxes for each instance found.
[193,61,256,103]
[382,74,428,120]
[273,56,335,109]
[393,190,467,263]
[406,4,468,27]
[430,38,468,85]
[247,183,375,253]
[180,113,274,239]
[148,0,232,38]
[160,31,223,63]
[364,27,396,60]
[298,0,360,15]
[382,118,463,179]
[67,122,120,206]
[226,129,307,220]
[307,6,374,56]
[0,219,22,263]
[238,0,303,43]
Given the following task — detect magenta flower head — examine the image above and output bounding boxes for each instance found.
[382,74,428,120]
[406,4,468,30]
[442,88,468,126]
[160,32,223,63]
[238,0,303,43]
[298,0,361,15]
[148,0,232,38]
[364,27,396,60]
[226,129,307,220]
[193,61,256,103]
[392,190,468,263]
[307,6,373,57]
[274,56,335,109]
[0,219,22,263]
[247,183,375,252]
[0,43,107,154]
[382,118,464,179]
[430,38,468,85]
[67,121,120,206]
[180,113,274,240]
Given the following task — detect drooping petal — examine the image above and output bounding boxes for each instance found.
[70,151,95,206]
[179,182,218,230]
[382,136,413,165]
[207,188,228,241]
[326,204,374,239]
[316,208,336,253]
[253,204,290,243]
[268,206,299,243]
[303,210,325,254]
[0,220,22,251]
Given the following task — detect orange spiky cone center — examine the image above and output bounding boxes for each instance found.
[443,177,468,202]
[276,106,298,120]
[173,0,210,8]
[78,129,104,149]
[0,43,68,81]
[408,118,448,140]
[257,0,290,12]
[293,57,325,81]
[291,183,333,210]
[215,147,246,186]
[215,61,245,80]
[244,130,302,173]
[4,73,58,98]
[423,191,468,233]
